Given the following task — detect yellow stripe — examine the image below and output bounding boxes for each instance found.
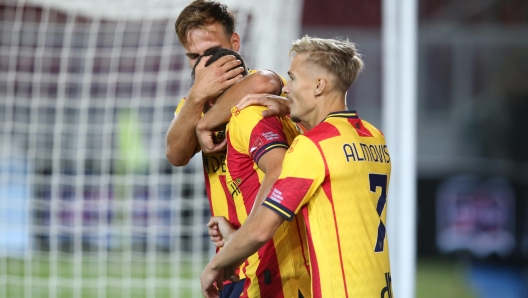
[265,144,289,150]
[263,201,291,218]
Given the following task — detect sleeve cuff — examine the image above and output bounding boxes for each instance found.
[253,142,289,164]
[262,198,295,222]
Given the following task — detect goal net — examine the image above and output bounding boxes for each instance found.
[0,0,302,297]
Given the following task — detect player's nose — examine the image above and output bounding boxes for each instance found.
[282,82,290,94]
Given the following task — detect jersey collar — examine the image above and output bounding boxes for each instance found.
[325,110,359,120]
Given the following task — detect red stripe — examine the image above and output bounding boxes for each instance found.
[304,121,340,142]
[227,130,284,297]
[302,206,321,298]
[348,118,373,137]
[254,240,284,297]
[202,166,213,214]
[218,175,241,228]
[295,214,310,277]
[308,122,349,297]
[240,260,251,298]
[226,132,261,214]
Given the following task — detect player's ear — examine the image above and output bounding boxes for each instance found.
[230,32,241,52]
[314,77,326,96]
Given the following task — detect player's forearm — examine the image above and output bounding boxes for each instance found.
[249,165,282,218]
[209,214,270,270]
[195,97,233,133]
[165,100,203,166]
[197,72,281,132]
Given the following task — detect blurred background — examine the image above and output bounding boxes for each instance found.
[1,0,528,297]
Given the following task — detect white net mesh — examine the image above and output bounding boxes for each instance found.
[0,0,302,297]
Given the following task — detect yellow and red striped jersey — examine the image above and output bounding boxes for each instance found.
[263,111,393,298]
[173,69,261,232]
[226,105,311,298]
[174,97,243,280]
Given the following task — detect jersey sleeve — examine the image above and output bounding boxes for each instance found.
[262,135,325,221]
[229,106,290,164]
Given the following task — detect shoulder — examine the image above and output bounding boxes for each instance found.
[302,121,342,143]
[283,135,323,164]
[230,105,267,122]
[239,70,283,95]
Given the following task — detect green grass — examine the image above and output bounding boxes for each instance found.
[2,254,207,298]
[3,256,476,298]
[416,258,476,298]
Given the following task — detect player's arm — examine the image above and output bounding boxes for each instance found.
[201,205,285,297]
[236,94,291,118]
[165,55,243,166]
[195,70,282,153]
[206,148,285,250]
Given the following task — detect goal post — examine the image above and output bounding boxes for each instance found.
[0,1,303,297]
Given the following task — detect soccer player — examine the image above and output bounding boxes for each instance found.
[167,1,291,297]
[221,70,311,298]
[201,36,393,298]
[192,47,311,298]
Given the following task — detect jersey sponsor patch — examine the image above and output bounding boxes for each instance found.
[269,188,284,204]
[262,131,280,141]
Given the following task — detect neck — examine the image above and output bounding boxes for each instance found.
[304,93,346,130]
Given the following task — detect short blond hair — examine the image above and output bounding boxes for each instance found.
[290,36,364,92]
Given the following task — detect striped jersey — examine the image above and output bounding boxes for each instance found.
[174,81,254,281]
[263,111,393,298]
[226,105,311,298]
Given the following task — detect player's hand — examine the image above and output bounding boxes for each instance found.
[188,55,244,104]
[207,216,236,248]
[200,262,224,298]
[195,125,227,154]
[224,262,244,283]
[236,94,291,118]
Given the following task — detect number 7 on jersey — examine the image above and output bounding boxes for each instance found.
[369,173,388,252]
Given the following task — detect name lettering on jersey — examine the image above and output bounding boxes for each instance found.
[262,132,280,141]
[380,272,393,298]
[203,155,226,174]
[269,188,284,204]
[343,142,390,164]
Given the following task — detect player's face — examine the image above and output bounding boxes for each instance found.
[184,23,241,67]
[283,54,317,124]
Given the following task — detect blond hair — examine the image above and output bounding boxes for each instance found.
[290,36,364,92]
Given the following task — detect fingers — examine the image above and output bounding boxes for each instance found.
[236,94,265,110]
[230,274,240,282]
[225,67,245,81]
[195,55,211,72]
[212,240,224,248]
[236,94,291,117]
[220,59,243,73]
[212,55,240,70]
[207,216,220,228]
[225,265,240,282]
[211,137,228,153]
